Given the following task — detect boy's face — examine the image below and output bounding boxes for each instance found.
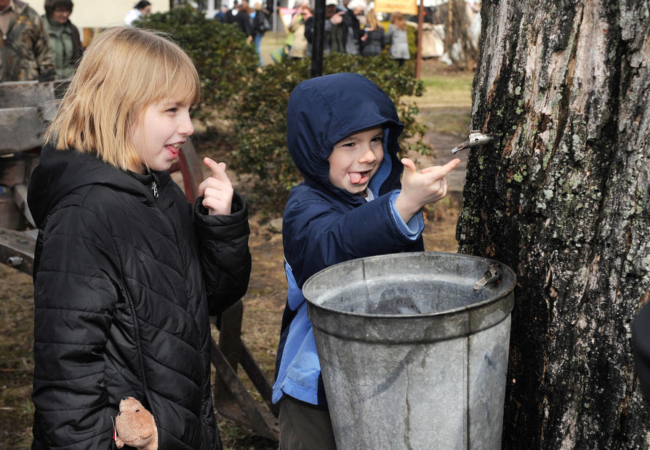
[328,126,384,195]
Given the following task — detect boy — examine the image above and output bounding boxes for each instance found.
[272,73,460,449]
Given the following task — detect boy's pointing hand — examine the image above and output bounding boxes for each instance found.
[198,157,233,216]
[395,158,461,223]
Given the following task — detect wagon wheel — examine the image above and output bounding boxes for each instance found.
[168,139,203,203]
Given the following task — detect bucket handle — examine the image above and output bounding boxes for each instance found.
[473,263,502,291]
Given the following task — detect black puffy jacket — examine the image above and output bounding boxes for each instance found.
[28,145,251,449]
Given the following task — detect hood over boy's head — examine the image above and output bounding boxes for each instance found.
[286,73,404,197]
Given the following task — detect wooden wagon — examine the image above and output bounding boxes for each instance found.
[0,80,278,440]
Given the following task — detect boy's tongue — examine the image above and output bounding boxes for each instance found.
[349,172,364,184]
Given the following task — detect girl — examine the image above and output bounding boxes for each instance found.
[28,27,251,449]
[360,10,385,57]
[386,11,410,66]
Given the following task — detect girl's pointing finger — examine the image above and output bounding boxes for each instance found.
[203,157,230,182]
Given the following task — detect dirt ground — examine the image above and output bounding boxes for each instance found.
[0,59,470,449]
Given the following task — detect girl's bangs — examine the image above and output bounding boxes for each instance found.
[149,52,201,106]
[171,65,201,105]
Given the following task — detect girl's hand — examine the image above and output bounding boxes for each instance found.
[395,158,460,223]
[198,157,233,216]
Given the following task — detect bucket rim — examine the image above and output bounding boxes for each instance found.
[302,251,516,319]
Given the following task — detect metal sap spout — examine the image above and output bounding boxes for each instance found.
[451,131,494,155]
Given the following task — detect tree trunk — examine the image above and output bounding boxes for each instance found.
[456,0,650,448]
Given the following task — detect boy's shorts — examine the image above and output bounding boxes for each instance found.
[278,396,337,450]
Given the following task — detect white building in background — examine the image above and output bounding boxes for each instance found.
[26,0,169,30]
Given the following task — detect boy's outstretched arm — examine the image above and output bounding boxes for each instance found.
[394,158,461,223]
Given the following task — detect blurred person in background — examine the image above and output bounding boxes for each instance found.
[124,0,151,26]
[341,0,365,55]
[224,0,239,23]
[43,0,82,79]
[233,0,253,43]
[214,5,228,22]
[0,0,55,82]
[386,11,409,66]
[252,2,270,65]
[287,1,311,59]
[360,9,384,56]
[305,0,343,57]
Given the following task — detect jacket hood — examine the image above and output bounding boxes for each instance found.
[286,73,404,200]
[28,144,168,228]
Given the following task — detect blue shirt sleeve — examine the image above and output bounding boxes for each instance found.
[389,190,424,239]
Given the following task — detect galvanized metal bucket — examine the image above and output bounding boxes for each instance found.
[303,252,516,450]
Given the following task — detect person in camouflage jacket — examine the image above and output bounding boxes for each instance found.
[0,0,55,82]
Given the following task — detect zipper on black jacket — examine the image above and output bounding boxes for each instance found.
[151,184,186,274]
[150,181,210,449]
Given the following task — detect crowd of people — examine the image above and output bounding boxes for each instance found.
[298,0,410,63]
[216,0,272,65]
[0,0,411,83]
[216,0,411,66]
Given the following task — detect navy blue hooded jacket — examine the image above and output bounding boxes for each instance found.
[272,73,425,406]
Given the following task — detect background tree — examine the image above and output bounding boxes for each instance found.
[457,0,650,447]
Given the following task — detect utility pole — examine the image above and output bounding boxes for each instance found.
[310,0,326,78]
[415,0,423,78]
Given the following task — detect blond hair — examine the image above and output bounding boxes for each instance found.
[366,10,379,29]
[46,27,200,172]
[391,11,406,31]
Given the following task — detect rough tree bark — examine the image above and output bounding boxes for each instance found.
[456,0,650,448]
